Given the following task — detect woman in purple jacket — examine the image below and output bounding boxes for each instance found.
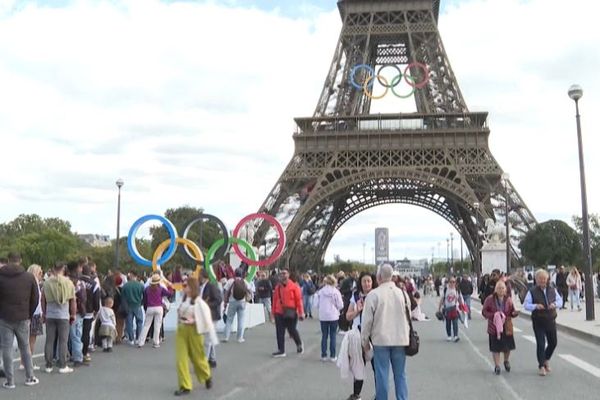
[317,275,344,362]
[138,274,173,348]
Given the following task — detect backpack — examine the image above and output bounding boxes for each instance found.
[232,279,248,301]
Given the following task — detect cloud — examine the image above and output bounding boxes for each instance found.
[0,0,598,264]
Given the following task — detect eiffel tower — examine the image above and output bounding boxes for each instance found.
[253,0,536,271]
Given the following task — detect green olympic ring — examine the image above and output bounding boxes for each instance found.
[205,237,257,284]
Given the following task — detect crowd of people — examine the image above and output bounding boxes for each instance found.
[1,250,599,399]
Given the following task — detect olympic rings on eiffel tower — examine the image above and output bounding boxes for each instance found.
[126,212,286,283]
[349,62,429,99]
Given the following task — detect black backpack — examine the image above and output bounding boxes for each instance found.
[231,279,248,301]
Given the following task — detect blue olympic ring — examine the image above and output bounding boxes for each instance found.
[127,214,178,267]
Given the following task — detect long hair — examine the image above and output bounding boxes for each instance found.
[185,277,200,304]
[357,271,377,294]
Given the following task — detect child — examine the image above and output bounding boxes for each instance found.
[99,297,117,352]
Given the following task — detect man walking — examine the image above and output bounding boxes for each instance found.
[121,270,145,345]
[458,274,474,320]
[0,252,40,388]
[271,268,304,358]
[199,269,223,368]
[523,269,563,376]
[555,266,568,309]
[361,264,410,400]
[255,271,273,323]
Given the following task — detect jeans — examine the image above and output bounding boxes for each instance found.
[533,318,557,368]
[320,320,337,358]
[569,289,581,310]
[204,331,217,362]
[303,295,313,317]
[373,346,408,400]
[45,318,70,368]
[258,297,272,321]
[274,315,302,353]
[82,317,93,356]
[445,317,459,337]
[69,315,84,362]
[0,319,34,384]
[224,300,246,341]
[138,306,164,346]
[462,295,472,318]
[126,306,144,343]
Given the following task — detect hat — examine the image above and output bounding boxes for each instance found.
[150,274,161,285]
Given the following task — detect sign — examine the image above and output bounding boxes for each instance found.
[375,228,389,262]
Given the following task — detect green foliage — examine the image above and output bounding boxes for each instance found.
[572,214,600,270]
[519,220,581,267]
[322,260,376,274]
[0,214,81,267]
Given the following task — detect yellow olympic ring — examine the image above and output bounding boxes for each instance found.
[152,237,204,291]
[363,75,389,100]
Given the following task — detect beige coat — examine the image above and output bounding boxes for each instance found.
[361,281,410,347]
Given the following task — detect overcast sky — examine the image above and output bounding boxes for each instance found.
[1,0,598,264]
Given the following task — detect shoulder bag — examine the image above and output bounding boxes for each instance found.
[279,286,297,319]
[402,290,419,356]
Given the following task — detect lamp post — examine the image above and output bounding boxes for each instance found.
[474,202,480,275]
[568,84,595,321]
[502,173,511,273]
[115,178,124,270]
[450,232,454,274]
[446,238,450,272]
[459,219,464,273]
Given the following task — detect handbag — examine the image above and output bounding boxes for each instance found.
[402,290,419,356]
[279,286,297,319]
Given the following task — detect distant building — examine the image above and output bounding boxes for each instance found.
[392,257,429,277]
[79,234,111,248]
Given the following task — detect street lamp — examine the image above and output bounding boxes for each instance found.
[115,178,124,270]
[502,173,511,273]
[568,84,595,321]
[450,232,454,274]
[473,202,480,275]
[459,219,464,273]
[446,238,450,271]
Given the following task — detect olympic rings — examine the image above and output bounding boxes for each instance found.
[182,213,229,262]
[127,215,177,267]
[206,238,257,283]
[126,212,286,284]
[232,213,286,267]
[349,62,430,99]
[152,238,203,290]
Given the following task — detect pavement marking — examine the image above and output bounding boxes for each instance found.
[462,332,526,400]
[12,353,44,363]
[559,354,600,379]
[218,387,243,400]
[513,327,523,333]
[522,335,536,344]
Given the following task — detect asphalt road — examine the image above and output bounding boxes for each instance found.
[4,296,600,400]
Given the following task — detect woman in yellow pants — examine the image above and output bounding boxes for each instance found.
[175,277,213,396]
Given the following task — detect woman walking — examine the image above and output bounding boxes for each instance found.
[317,275,344,362]
[438,277,464,342]
[174,277,216,396]
[343,272,377,400]
[482,281,518,375]
[566,267,582,311]
[138,274,173,348]
[22,264,44,371]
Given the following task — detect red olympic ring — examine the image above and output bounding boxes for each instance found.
[404,62,429,89]
[232,213,286,267]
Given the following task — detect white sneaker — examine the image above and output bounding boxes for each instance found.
[238,338,245,343]
[446,336,453,342]
[320,357,329,362]
[33,365,40,371]
[58,366,74,374]
[18,365,25,371]
[453,336,460,342]
[3,382,16,390]
[45,367,53,374]
[330,357,338,363]
[25,377,39,387]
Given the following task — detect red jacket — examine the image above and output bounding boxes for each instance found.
[272,281,304,317]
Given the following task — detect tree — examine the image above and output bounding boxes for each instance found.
[0,214,81,267]
[572,214,600,270]
[519,220,581,267]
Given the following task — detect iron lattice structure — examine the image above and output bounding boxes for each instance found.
[251,0,536,271]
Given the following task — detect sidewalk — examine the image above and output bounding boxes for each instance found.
[515,298,600,345]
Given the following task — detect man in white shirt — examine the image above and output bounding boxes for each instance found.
[361,264,410,400]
